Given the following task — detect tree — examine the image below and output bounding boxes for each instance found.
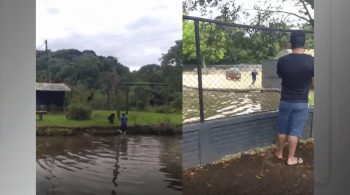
[35,46,181,111]
[159,40,182,93]
[137,64,163,83]
[183,18,227,65]
[183,0,314,28]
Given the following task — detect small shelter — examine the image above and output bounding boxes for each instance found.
[36,83,71,110]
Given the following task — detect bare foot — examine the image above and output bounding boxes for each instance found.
[274,151,283,159]
[287,157,303,165]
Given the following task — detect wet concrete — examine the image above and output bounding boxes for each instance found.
[36,135,182,195]
[183,141,314,195]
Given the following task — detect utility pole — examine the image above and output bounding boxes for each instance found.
[111,66,121,120]
[125,87,129,115]
[45,40,50,83]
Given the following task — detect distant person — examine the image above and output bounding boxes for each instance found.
[250,69,258,86]
[121,113,128,135]
[274,30,314,166]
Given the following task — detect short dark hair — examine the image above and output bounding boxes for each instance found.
[122,113,125,116]
[290,30,306,49]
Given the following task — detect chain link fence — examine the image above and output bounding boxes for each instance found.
[182,16,314,124]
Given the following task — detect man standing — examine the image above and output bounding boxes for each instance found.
[274,30,314,165]
[250,69,258,86]
[121,113,128,135]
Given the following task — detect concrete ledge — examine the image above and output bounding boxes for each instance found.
[183,109,314,169]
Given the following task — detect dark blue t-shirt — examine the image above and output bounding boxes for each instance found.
[251,71,258,79]
[277,53,314,103]
[121,116,128,126]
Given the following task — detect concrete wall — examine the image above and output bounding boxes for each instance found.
[183,64,261,72]
[262,60,282,89]
[183,108,314,169]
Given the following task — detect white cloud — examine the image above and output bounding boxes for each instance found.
[36,0,182,71]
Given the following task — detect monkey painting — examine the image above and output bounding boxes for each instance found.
[108,113,115,124]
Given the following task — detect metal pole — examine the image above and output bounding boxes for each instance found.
[45,40,49,82]
[107,84,110,110]
[183,15,314,34]
[195,20,205,123]
[126,88,129,115]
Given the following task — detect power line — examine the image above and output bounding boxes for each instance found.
[36,42,45,50]
[41,35,181,52]
[76,30,182,48]
[74,22,182,45]
[96,35,181,48]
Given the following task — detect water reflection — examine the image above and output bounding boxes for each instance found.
[36,135,182,195]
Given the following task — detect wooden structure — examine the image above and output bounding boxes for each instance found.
[36,111,47,120]
[36,83,71,111]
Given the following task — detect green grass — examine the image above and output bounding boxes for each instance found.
[36,110,182,128]
[309,91,314,107]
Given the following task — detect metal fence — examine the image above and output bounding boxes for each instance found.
[182,15,314,124]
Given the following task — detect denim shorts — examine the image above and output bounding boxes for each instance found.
[277,101,309,137]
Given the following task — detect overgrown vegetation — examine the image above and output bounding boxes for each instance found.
[36,40,182,119]
[66,104,92,120]
[183,0,314,66]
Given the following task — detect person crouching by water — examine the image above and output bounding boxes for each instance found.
[121,113,128,135]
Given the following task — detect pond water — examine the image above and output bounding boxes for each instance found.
[183,88,280,123]
[36,135,182,195]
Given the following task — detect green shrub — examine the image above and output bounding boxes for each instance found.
[66,104,92,120]
[49,104,57,111]
[154,106,172,114]
[136,100,145,111]
[170,93,182,112]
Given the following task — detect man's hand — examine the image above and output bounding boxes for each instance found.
[310,77,314,89]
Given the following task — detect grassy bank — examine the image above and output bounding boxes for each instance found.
[36,110,182,136]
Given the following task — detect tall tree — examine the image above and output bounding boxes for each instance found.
[183,18,227,65]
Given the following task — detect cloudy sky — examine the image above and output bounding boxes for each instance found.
[36,0,182,71]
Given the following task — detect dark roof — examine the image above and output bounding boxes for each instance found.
[36,83,71,91]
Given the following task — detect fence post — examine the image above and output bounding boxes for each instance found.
[310,111,314,138]
[195,20,205,123]
[126,88,129,115]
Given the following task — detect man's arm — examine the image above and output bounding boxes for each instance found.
[310,77,314,89]
[310,57,314,89]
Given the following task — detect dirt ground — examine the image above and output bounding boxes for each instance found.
[183,140,314,195]
[183,68,263,90]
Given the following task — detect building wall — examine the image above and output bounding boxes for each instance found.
[183,108,314,169]
[36,91,66,108]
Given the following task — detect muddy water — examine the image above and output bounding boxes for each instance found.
[36,135,182,195]
[183,88,280,123]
